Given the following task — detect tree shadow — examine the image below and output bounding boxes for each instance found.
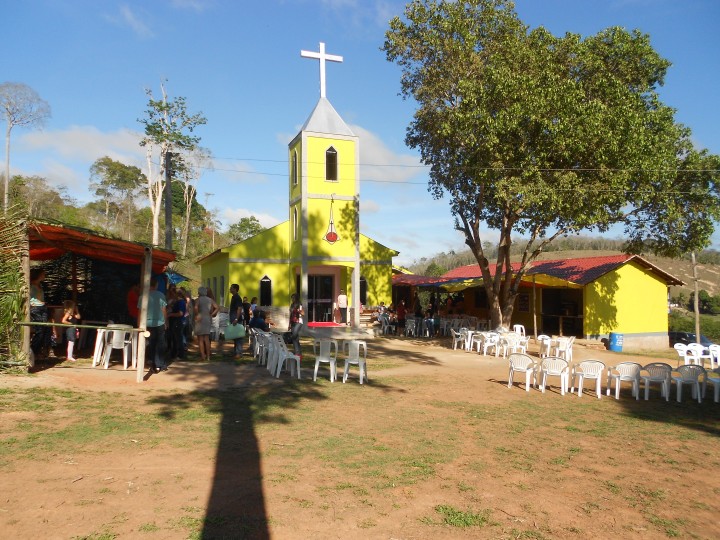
[146,346,404,539]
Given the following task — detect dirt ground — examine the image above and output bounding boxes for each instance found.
[1,335,719,540]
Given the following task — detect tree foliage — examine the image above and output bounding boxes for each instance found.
[384,0,720,326]
[138,83,207,246]
[89,156,145,237]
[228,216,266,243]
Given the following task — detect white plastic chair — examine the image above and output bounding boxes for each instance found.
[539,357,570,395]
[571,360,605,398]
[537,335,552,358]
[606,362,642,400]
[272,335,301,379]
[479,332,500,356]
[405,318,417,337]
[705,372,720,403]
[686,343,711,367]
[507,353,536,392]
[379,315,396,335]
[673,343,689,366]
[708,344,720,370]
[102,325,133,369]
[512,324,525,337]
[313,339,338,382]
[92,328,109,367]
[450,328,467,350]
[342,340,368,384]
[554,336,574,362]
[640,362,672,401]
[671,364,706,403]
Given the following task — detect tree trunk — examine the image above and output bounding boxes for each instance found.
[4,124,11,214]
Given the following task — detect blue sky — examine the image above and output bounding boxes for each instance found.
[5,0,719,265]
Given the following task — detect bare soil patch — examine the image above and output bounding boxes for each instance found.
[1,337,718,539]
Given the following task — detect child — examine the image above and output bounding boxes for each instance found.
[61,300,81,362]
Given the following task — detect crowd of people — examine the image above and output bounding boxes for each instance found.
[375,292,466,337]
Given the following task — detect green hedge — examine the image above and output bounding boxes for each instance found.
[669,311,720,342]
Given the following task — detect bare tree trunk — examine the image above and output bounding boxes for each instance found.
[691,251,701,342]
[4,124,11,214]
[145,145,165,246]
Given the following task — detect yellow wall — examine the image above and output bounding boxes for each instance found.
[305,136,356,198]
[584,261,669,336]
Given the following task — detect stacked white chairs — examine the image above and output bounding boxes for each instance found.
[570,360,605,398]
[507,353,537,392]
[439,318,451,336]
[405,318,417,337]
[450,328,467,350]
[536,335,552,358]
[342,340,368,384]
[539,356,570,395]
[253,330,271,366]
[512,324,525,337]
[478,332,500,356]
[379,314,395,335]
[92,328,110,367]
[606,362,642,400]
[640,362,672,401]
[313,339,338,382]
[673,343,689,366]
[102,324,134,369]
[686,343,712,367]
[553,336,575,362]
[270,334,301,379]
[709,344,720,370]
[671,364,706,403]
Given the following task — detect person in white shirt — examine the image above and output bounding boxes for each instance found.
[337,290,348,325]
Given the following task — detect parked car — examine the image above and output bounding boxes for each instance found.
[668,331,715,347]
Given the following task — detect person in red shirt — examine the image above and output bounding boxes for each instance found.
[126,283,140,327]
[396,299,407,335]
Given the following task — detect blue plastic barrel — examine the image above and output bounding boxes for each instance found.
[608,332,623,352]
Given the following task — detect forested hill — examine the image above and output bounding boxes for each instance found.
[406,237,719,298]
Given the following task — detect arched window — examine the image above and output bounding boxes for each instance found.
[325,146,337,181]
[293,206,298,241]
[291,150,298,185]
[260,276,272,306]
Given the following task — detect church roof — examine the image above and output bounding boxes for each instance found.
[301,97,355,137]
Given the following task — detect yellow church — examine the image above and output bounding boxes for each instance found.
[197,43,398,327]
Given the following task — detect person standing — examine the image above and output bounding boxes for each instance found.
[143,277,168,373]
[126,283,140,327]
[61,300,81,362]
[29,268,50,358]
[289,293,304,357]
[228,284,244,359]
[337,289,348,325]
[168,288,187,361]
[195,286,219,361]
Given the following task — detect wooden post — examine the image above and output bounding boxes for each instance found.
[21,222,31,367]
[136,247,152,382]
[532,275,537,339]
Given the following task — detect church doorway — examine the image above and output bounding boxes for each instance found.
[303,275,335,322]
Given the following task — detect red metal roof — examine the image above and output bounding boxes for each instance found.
[28,221,176,274]
[440,254,683,286]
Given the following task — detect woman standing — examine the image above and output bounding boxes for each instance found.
[289,293,304,357]
[195,287,219,361]
[29,268,50,358]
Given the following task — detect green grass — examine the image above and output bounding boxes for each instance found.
[432,504,491,527]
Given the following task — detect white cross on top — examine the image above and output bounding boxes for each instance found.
[300,42,343,99]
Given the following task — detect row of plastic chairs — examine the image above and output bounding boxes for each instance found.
[248,328,368,384]
[673,343,719,369]
[312,338,368,383]
[92,324,135,370]
[507,354,720,403]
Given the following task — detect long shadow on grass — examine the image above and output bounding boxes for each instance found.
[618,394,720,437]
[148,351,404,539]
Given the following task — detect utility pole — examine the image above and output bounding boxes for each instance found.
[691,252,701,343]
[164,150,173,250]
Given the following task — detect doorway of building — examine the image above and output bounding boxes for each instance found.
[306,275,334,322]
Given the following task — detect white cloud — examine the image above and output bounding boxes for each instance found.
[220,208,282,229]
[361,199,380,213]
[171,0,212,12]
[119,5,154,38]
[350,124,426,183]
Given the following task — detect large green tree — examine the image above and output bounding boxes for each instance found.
[138,82,206,246]
[89,156,145,238]
[384,0,720,328]
[228,216,265,243]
